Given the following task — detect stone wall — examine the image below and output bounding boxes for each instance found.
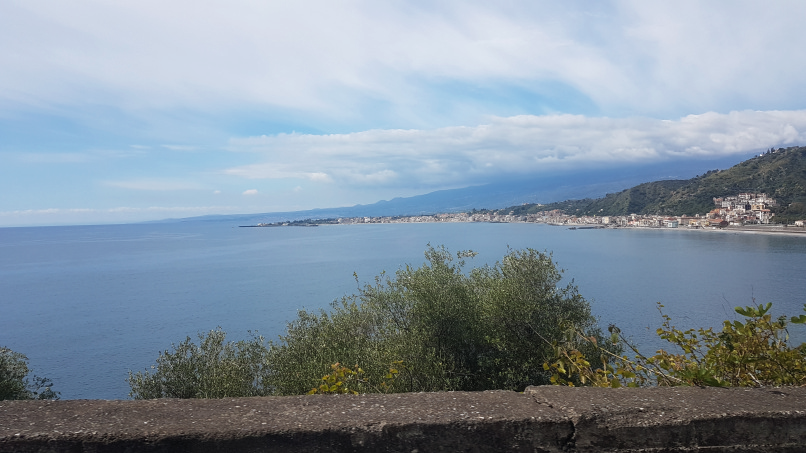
[2,386,805,452]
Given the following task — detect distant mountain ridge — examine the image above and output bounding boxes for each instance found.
[500,146,806,223]
[172,153,758,225]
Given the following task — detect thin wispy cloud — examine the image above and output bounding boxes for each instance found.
[103,179,203,191]
[0,206,238,216]
[0,206,240,227]
[9,152,92,164]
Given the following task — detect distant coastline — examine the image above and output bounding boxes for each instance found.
[240,222,319,228]
[242,213,806,237]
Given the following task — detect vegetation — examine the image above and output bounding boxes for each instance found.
[127,328,271,399]
[306,361,404,395]
[547,302,806,388]
[497,146,806,222]
[0,347,58,400]
[129,246,611,398]
[263,246,610,395]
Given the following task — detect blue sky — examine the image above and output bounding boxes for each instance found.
[3,1,806,226]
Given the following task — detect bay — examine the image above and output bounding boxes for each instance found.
[1,220,805,399]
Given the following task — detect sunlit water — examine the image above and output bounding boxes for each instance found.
[1,220,805,399]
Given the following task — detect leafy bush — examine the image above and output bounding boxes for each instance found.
[547,302,806,387]
[127,328,271,399]
[0,347,59,400]
[264,245,611,395]
[129,246,610,398]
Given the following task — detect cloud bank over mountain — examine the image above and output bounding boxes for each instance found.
[226,110,806,189]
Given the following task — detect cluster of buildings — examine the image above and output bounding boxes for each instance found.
[334,211,689,228]
[333,193,786,229]
[709,193,776,225]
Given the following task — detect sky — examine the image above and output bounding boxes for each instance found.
[2,1,806,226]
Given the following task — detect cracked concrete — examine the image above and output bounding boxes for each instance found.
[1,387,806,452]
[525,386,806,452]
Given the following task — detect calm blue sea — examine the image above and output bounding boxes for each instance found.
[1,220,805,399]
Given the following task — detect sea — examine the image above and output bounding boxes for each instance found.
[1,220,805,400]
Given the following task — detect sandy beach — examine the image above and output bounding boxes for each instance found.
[700,225,806,237]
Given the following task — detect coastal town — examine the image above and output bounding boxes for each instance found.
[253,192,806,231]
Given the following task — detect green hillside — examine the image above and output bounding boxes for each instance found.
[498,146,806,223]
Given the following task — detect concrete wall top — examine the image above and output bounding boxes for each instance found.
[1,386,805,452]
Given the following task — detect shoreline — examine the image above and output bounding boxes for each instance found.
[558,224,806,237]
[239,208,806,238]
[694,225,806,237]
[246,218,806,237]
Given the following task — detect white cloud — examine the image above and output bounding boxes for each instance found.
[6,149,147,165]
[102,179,202,191]
[10,152,91,164]
[2,1,806,122]
[225,110,806,189]
[0,206,232,216]
[161,145,197,151]
[242,189,258,195]
[306,172,331,182]
[0,205,239,227]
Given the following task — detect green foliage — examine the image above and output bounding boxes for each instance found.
[127,328,271,399]
[263,294,401,396]
[0,347,59,400]
[265,245,611,395]
[306,361,404,395]
[547,302,806,388]
[502,146,806,218]
[308,363,364,395]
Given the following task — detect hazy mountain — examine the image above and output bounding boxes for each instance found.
[500,146,806,223]
[169,152,758,225]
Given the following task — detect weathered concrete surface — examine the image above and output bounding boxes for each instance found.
[524,386,806,452]
[1,387,805,452]
[0,391,569,452]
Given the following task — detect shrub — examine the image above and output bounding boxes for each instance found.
[546,302,806,387]
[127,328,271,399]
[265,245,611,395]
[0,347,59,400]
